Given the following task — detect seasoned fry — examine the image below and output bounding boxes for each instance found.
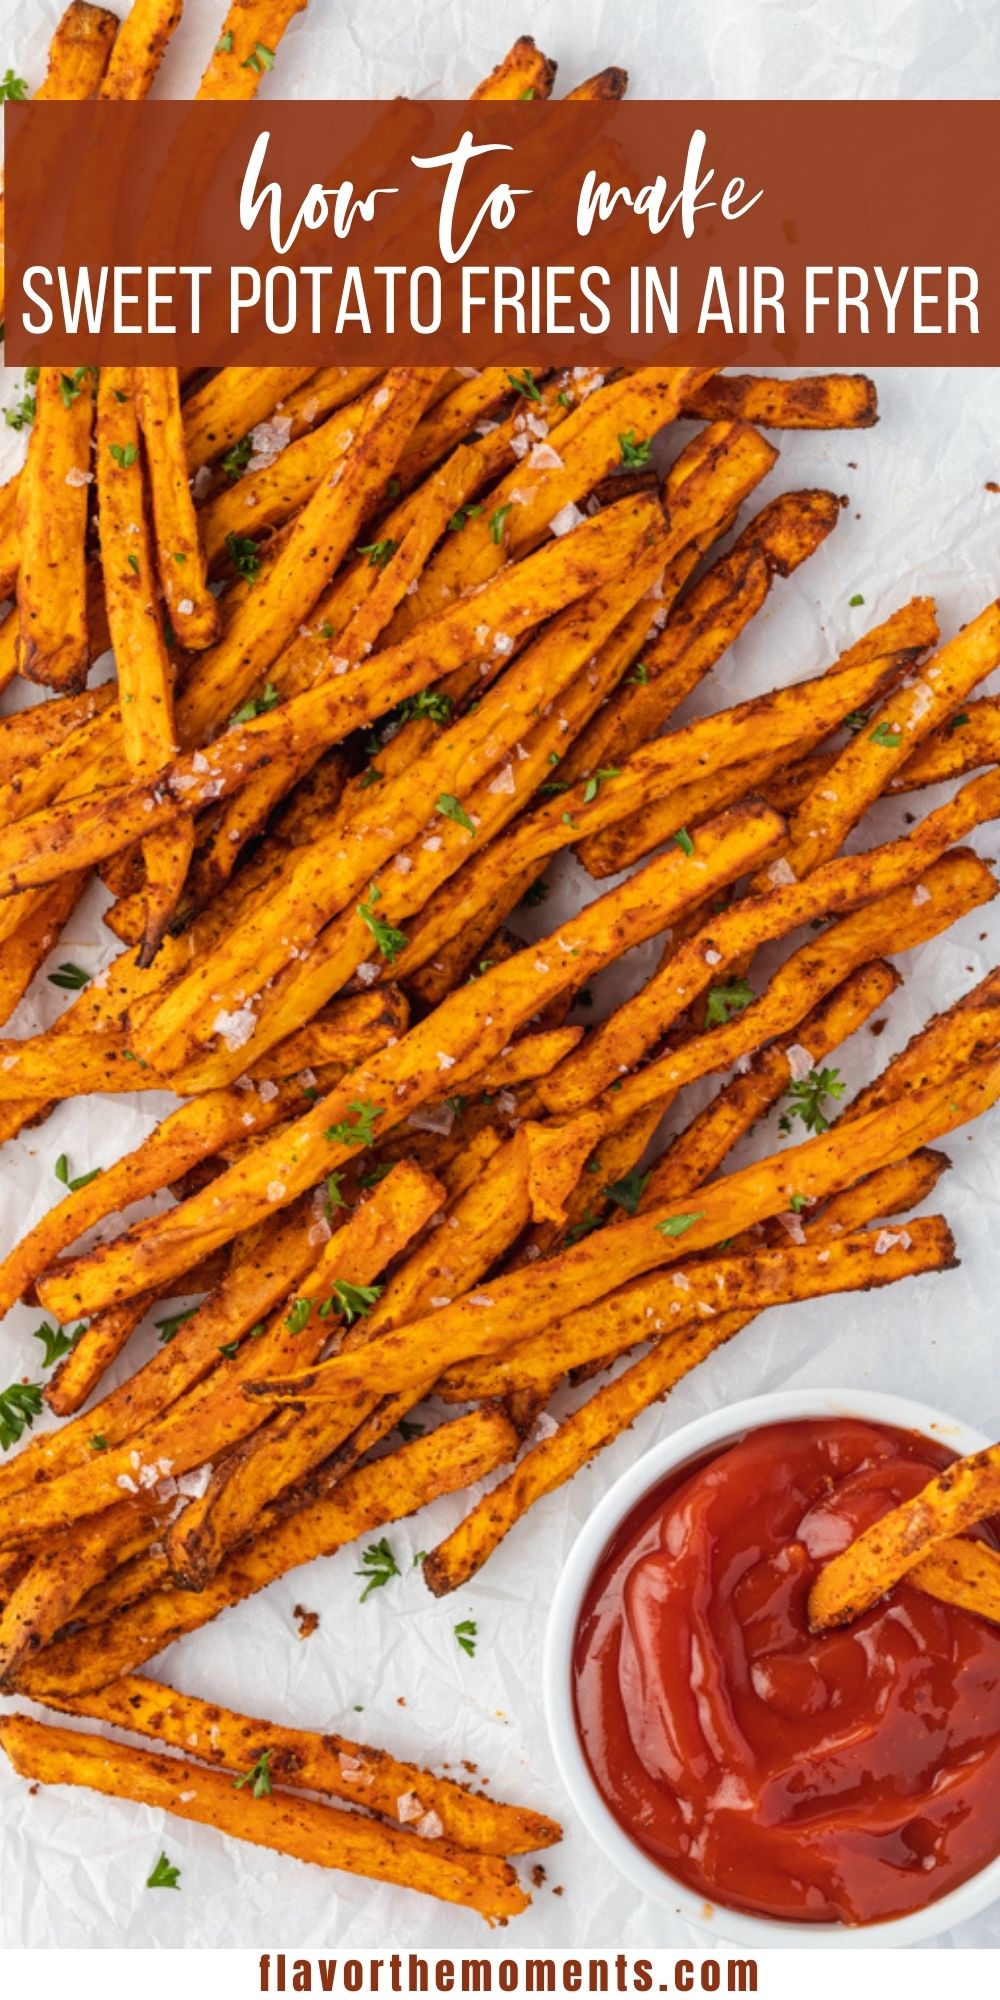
[35,802,785,1317]
[809,1446,1000,1629]
[48,1677,560,1855]
[912,1537,1000,1624]
[196,2,309,99]
[96,365,187,960]
[15,1411,518,1695]
[470,35,557,99]
[181,366,319,471]
[566,67,629,101]
[248,1058,1000,1408]
[96,0,182,98]
[45,1295,152,1418]
[0,1715,530,1922]
[0,1501,167,1684]
[437,1217,955,1402]
[16,366,96,691]
[134,368,220,648]
[4,1163,444,1545]
[36,4,120,96]
[684,373,878,430]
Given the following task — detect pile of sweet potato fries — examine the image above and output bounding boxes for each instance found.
[0,0,998,1923]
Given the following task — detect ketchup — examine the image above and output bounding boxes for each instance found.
[573,1419,1000,1926]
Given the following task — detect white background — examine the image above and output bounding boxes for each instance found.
[0,0,999,1958]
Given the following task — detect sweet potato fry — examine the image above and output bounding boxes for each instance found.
[808,1445,1000,1629]
[0,495,668,899]
[0,1501,167,1684]
[397,372,718,628]
[423,1178,959,1596]
[45,1295,152,1418]
[134,368,219,649]
[765,694,1000,812]
[96,0,182,98]
[564,489,846,789]
[16,1411,518,1696]
[399,646,952,1007]
[470,35,557,99]
[579,594,939,878]
[249,1058,1000,1409]
[566,67,629,100]
[35,801,785,1318]
[911,1537,1000,1624]
[97,365,187,959]
[0,1714,529,1921]
[48,1677,560,1855]
[181,366,319,471]
[17,365,96,690]
[544,796,1000,1117]
[436,1217,955,1401]
[37,3,120,95]
[746,599,1000,890]
[196,2,308,99]
[684,374,878,430]
[0,874,87,1030]
[8,1164,444,1546]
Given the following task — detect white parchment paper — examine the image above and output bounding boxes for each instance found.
[0,0,999,1953]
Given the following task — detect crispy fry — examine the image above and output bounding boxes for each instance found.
[96,0,182,98]
[0,1714,530,1921]
[6,1164,444,1546]
[134,368,220,648]
[809,1445,1000,1629]
[0,874,87,1030]
[182,366,319,471]
[16,366,95,691]
[684,374,878,430]
[544,797,1000,1118]
[423,1182,958,1595]
[911,1537,1000,1624]
[196,2,309,99]
[45,1295,152,1418]
[0,1502,166,1684]
[565,67,629,100]
[36,4,120,95]
[469,36,556,99]
[580,595,938,877]
[249,1058,1000,1408]
[16,1411,518,1696]
[36,802,785,1318]
[48,1677,560,1855]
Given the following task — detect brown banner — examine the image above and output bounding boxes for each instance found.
[5,99,997,365]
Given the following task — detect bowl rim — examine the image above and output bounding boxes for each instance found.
[542,1385,1000,1948]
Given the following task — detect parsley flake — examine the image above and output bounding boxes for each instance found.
[356,1537,400,1602]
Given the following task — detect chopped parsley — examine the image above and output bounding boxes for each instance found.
[355,1537,400,1602]
[626,661,650,686]
[582,766,620,804]
[215,31,234,53]
[54,1153,101,1194]
[356,538,399,570]
[0,1381,43,1452]
[358,882,407,962]
[788,1193,808,1213]
[58,367,90,409]
[146,1852,181,1890]
[47,961,90,991]
[221,434,252,480]
[869,721,902,749]
[109,441,138,469]
[704,978,754,1028]
[225,532,261,583]
[233,1749,273,1798]
[843,707,871,733]
[947,711,970,735]
[618,430,652,470]
[673,827,695,857]
[655,1212,704,1238]
[0,70,28,100]
[454,1618,477,1657]
[329,1278,382,1325]
[848,592,865,607]
[603,1168,649,1216]
[32,1320,80,1369]
[242,42,276,74]
[779,1066,845,1136]
[155,1306,197,1345]
[229,682,280,726]
[489,502,513,545]
[448,503,482,533]
[507,367,541,402]
[325,1100,385,1147]
[284,1298,313,1335]
[436,793,475,834]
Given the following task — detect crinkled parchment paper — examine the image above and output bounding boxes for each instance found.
[0,0,999,1952]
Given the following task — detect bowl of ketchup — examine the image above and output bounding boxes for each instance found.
[544,1389,1000,1944]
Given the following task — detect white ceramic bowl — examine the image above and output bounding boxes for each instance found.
[543,1386,1000,1948]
